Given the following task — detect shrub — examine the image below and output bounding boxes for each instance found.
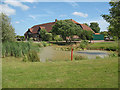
[80,43,86,50]
[2,41,39,58]
[41,41,48,47]
[54,35,63,42]
[38,43,44,47]
[79,40,89,50]
[26,50,40,62]
[74,55,86,60]
[109,52,118,57]
[96,56,101,59]
[23,54,28,62]
[45,33,52,41]
[81,40,89,45]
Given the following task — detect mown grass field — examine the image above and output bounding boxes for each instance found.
[2,57,118,88]
[88,41,118,51]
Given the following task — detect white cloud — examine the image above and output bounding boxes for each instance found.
[79,18,109,31]
[0,4,16,16]
[15,21,20,24]
[4,0,29,10]
[72,12,88,18]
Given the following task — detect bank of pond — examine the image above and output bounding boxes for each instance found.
[2,41,119,62]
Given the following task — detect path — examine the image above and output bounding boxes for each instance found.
[39,46,55,62]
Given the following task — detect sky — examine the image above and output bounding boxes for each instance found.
[1,0,110,36]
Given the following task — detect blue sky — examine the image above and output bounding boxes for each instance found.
[1,1,110,36]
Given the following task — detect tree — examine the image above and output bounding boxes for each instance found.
[1,13,16,42]
[40,29,47,41]
[53,35,63,42]
[45,33,52,41]
[90,22,100,33]
[51,20,82,42]
[102,1,120,38]
[78,30,93,41]
[85,31,93,41]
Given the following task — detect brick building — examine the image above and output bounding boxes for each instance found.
[24,19,94,41]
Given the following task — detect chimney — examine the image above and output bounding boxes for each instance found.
[55,19,57,22]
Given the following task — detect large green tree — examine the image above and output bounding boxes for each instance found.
[90,22,100,33]
[40,29,47,41]
[1,13,16,42]
[51,20,82,42]
[102,1,120,38]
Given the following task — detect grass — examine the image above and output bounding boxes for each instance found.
[2,41,40,58]
[88,42,118,51]
[2,57,118,88]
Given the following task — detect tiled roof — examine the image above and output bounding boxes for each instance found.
[30,26,45,34]
[69,19,95,33]
[95,33,100,35]
[80,24,95,33]
[25,19,94,34]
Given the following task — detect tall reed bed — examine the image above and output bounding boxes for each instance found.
[2,41,39,58]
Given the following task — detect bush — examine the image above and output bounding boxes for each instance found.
[80,43,86,50]
[81,40,89,45]
[23,54,28,62]
[74,55,86,60]
[2,41,39,58]
[41,41,48,47]
[79,40,89,50]
[45,33,52,41]
[26,50,40,62]
[96,56,101,59]
[38,43,44,47]
[109,52,118,57]
[54,35,63,42]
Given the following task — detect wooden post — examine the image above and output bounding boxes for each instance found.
[71,48,73,61]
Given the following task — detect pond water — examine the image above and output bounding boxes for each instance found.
[76,51,108,55]
[75,50,109,59]
[39,46,109,62]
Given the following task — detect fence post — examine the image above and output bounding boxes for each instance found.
[71,48,73,61]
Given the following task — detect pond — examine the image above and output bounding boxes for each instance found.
[75,50,109,59]
[39,46,109,62]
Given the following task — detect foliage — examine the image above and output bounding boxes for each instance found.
[40,29,47,41]
[96,56,101,59]
[54,35,63,42]
[15,35,25,41]
[51,20,82,42]
[102,1,120,38]
[80,40,89,50]
[2,41,39,58]
[74,55,86,60]
[22,54,28,62]
[100,31,109,38]
[88,42,118,51]
[25,50,40,62]
[45,33,52,41]
[38,41,51,47]
[90,22,100,33]
[1,13,16,42]
[77,30,93,40]
[109,52,118,57]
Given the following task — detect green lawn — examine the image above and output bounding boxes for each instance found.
[2,57,118,88]
[88,42,118,51]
